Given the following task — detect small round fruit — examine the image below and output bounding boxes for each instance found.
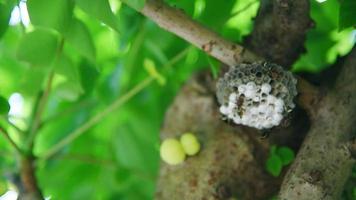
[160,138,186,165]
[180,133,201,156]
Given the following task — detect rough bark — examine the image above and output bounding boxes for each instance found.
[246,0,313,67]
[279,48,356,200]
[156,73,280,200]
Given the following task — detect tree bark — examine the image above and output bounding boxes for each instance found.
[279,48,356,200]
[18,156,43,200]
[246,0,313,67]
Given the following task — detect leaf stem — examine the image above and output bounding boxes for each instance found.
[26,38,65,151]
[0,115,25,134]
[25,70,55,150]
[40,77,154,160]
[0,126,23,155]
[229,1,258,18]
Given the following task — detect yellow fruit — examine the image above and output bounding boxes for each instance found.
[160,138,186,165]
[180,133,201,156]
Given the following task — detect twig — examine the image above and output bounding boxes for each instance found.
[40,77,155,160]
[0,126,23,154]
[0,115,25,134]
[229,1,258,18]
[49,153,115,167]
[164,46,192,69]
[26,39,65,150]
[127,0,259,66]
[40,99,95,126]
[26,70,55,150]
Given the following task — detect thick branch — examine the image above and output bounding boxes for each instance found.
[19,156,43,200]
[295,76,322,118]
[131,0,259,66]
[246,0,312,67]
[279,48,356,199]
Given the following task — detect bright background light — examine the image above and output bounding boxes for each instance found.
[8,93,24,118]
[0,191,18,200]
[9,1,30,27]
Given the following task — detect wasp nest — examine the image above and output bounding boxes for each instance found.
[216,62,297,129]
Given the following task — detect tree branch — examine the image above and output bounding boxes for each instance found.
[0,126,23,154]
[1,115,25,134]
[19,38,65,200]
[26,38,65,150]
[295,76,322,118]
[19,156,43,200]
[128,0,259,66]
[279,48,356,199]
[26,70,55,150]
[246,0,313,67]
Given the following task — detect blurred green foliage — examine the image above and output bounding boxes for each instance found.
[292,0,355,72]
[342,165,356,200]
[339,0,356,31]
[0,0,354,199]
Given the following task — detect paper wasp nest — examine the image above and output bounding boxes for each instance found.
[216,62,297,129]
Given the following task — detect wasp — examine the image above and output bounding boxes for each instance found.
[236,94,245,118]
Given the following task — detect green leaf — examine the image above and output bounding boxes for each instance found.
[76,0,119,32]
[0,179,7,195]
[54,54,84,101]
[121,0,146,10]
[27,0,74,33]
[292,0,355,72]
[0,96,10,115]
[20,67,48,96]
[0,1,13,39]
[55,54,79,82]
[79,60,99,94]
[276,147,295,166]
[113,124,146,170]
[206,55,219,79]
[266,154,283,177]
[339,0,356,30]
[16,28,59,66]
[352,164,356,178]
[143,58,166,85]
[269,145,277,154]
[269,196,278,200]
[54,82,83,101]
[65,18,96,61]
